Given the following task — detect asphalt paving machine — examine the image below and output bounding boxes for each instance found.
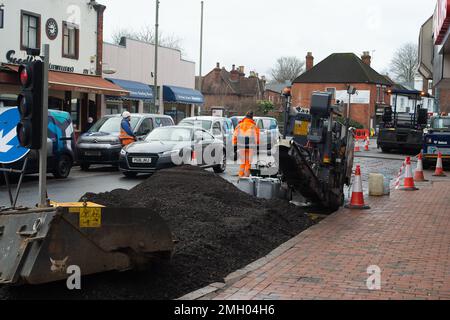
[277,89,355,211]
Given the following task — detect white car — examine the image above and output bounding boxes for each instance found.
[178,116,234,148]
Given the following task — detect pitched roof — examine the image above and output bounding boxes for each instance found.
[293,53,391,86]
[201,67,264,97]
[265,81,290,93]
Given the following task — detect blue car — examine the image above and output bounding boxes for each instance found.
[423,116,450,168]
[0,107,75,178]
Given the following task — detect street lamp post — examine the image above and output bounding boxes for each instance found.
[154,0,160,114]
[197,1,204,92]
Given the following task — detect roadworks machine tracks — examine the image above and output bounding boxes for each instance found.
[0,202,174,285]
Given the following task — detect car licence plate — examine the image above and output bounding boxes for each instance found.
[132,157,152,164]
[85,151,101,156]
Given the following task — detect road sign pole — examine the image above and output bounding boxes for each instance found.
[38,44,49,208]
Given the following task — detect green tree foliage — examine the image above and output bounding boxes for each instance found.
[257,100,275,115]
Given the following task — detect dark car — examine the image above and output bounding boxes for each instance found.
[76,114,174,170]
[119,126,226,177]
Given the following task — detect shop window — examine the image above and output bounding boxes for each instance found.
[63,21,79,59]
[0,8,4,29]
[71,99,80,130]
[21,11,40,50]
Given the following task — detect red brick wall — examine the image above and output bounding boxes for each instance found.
[438,88,450,113]
[264,90,283,111]
[203,94,260,116]
[291,82,390,129]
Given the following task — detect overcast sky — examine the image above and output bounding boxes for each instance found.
[102,0,436,80]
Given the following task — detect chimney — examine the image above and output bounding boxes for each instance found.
[238,66,245,76]
[361,51,371,66]
[306,52,314,71]
[230,64,239,81]
[214,62,221,80]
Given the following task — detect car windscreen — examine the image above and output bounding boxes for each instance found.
[179,120,212,131]
[89,117,140,133]
[261,119,278,130]
[146,127,193,142]
[431,118,450,129]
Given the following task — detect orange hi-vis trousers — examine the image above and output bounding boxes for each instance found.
[238,149,253,177]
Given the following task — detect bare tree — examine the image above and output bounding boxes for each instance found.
[270,57,305,83]
[390,43,419,85]
[112,25,184,54]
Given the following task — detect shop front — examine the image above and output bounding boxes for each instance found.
[105,78,155,115]
[163,85,204,124]
[0,63,127,136]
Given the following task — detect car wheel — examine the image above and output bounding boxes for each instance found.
[80,163,90,171]
[53,155,73,179]
[213,150,227,174]
[123,172,138,178]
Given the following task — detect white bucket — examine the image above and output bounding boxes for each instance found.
[237,178,255,196]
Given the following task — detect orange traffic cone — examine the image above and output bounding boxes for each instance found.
[364,137,370,151]
[354,140,361,152]
[191,150,197,166]
[400,157,419,191]
[433,152,446,177]
[414,153,428,182]
[345,165,370,210]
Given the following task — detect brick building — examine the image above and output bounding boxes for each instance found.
[264,81,289,112]
[291,52,392,129]
[418,1,450,114]
[199,63,265,116]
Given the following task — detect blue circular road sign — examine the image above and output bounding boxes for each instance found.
[0,108,30,164]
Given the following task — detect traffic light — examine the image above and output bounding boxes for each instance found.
[16,60,44,149]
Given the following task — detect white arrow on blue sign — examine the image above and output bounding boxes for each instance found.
[0,107,30,164]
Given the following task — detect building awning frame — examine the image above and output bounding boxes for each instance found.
[163,85,204,105]
[106,78,154,101]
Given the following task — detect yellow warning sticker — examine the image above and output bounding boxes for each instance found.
[294,121,309,136]
[78,207,102,228]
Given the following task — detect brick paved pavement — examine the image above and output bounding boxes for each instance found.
[203,175,450,300]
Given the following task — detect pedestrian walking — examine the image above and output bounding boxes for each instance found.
[232,111,260,178]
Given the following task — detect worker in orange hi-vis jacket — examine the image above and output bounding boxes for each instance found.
[232,111,260,178]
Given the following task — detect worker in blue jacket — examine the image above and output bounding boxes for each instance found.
[119,111,136,146]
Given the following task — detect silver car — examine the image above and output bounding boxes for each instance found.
[178,116,234,148]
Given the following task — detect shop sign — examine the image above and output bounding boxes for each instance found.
[336,90,371,104]
[6,50,74,73]
[434,0,450,45]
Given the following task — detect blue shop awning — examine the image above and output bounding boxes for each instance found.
[163,85,204,105]
[106,78,154,101]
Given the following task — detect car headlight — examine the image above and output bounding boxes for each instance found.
[120,149,127,156]
[162,149,180,156]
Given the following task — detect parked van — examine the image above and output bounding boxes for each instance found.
[77,114,174,170]
[0,107,76,178]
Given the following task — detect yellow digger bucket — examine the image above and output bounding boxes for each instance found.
[0,203,174,285]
